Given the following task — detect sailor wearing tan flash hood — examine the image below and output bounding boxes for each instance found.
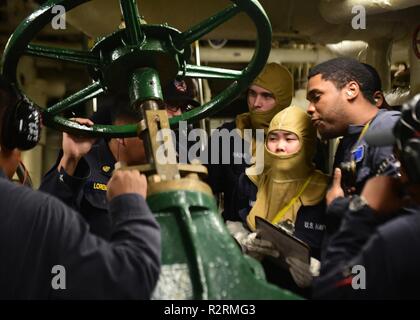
[206,63,294,221]
[236,63,294,137]
[227,106,329,295]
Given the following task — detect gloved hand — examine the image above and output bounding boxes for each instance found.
[225,221,250,247]
[286,257,320,288]
[242,232,279,259]
[225,221,279,259]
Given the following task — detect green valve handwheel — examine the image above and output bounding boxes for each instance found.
[1,1,304,300]
[1,0,272,137]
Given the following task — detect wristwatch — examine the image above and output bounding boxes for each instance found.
[349,195,370,212]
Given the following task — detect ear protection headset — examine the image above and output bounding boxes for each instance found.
[394,94,420,184]
[0,76,42,151]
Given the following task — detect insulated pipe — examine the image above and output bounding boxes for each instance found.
[194,40,207,148]
[326,40,368,58]
[410,38,420,96]
[366,39,393,91]
[200,47,337,64]
[201,41,406,66]
[319,0,420,24]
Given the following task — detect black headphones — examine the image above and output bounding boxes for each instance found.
[0,76,42,151]
[394,94,420,184]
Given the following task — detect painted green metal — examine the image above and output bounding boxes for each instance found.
[174,4,241,49]
[129,68,163,104]
[48,116,138,138]
[0,0,301,300]
[170,0,273,125]
[45,81,103,116]
[148,189,301,300]
[2,0,87,80]
[1,0,272,137]
[90,25,185,95]
[25,44,100,67]
[119,0,145,46]
[181,64,242,80]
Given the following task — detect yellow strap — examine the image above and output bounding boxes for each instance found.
[271,174,314,225]
[357,120,372,143]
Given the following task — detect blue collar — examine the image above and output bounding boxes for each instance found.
[94,138,116,177]
[346,109,385,136]
[97,138,116,164]
[347,124,364,136]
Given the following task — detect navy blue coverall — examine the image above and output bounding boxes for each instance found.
[314,201,420,299]
[40,138,116,239]
[0,170,160,299]
[324,109,400,248]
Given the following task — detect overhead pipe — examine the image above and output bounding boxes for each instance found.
[326,40,368,58]
[410,35,420,96]
[366,39,393,91]
[199,47,338,64]
[319,0,420,24]
[200,40,408,66]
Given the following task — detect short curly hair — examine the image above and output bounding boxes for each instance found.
[308,58,377,105]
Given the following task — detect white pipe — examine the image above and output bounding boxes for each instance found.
[202,79,212,103]
[319,0,420,24]
[366,39,393,91]
[410,40,420,96]
[194,41,205,105]
[200,47,338,64]
[326,40,368,58]
[193,41,207,146]
[200,41,406,66]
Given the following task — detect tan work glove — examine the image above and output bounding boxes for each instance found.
[226,221,279,260]
[286,257,320,288]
